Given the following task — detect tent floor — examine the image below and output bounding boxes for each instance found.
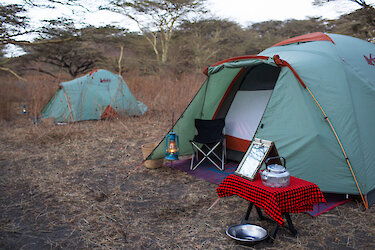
[167,158,238,185]
[166,158,351,216]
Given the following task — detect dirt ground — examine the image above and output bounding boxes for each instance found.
[1,110,374,249]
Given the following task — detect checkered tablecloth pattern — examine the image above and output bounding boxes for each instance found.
[216,174,326,225]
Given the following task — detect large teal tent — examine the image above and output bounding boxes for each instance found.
[41,69,147,122]
[148,33,375,208]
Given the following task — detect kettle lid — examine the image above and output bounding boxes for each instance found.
[268,164,285,173]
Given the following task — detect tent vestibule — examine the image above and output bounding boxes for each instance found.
[147,33,375,208]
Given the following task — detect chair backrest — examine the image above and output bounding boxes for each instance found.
[194,119,225,142]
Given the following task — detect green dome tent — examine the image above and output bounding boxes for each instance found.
[41,69,147,122]
[148,33,375,208]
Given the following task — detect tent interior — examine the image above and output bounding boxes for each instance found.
[214,63,281,161]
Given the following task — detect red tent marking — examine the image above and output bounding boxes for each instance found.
[272,32,335,47]
[100,105,119,120]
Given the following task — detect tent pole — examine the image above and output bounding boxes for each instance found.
[273,55,369,209]
[62,88,75,123]
[305,86,369,210]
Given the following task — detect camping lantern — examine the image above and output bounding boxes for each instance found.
[165,132,179,160]
[22,105,27,114]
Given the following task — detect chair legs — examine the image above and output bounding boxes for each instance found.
[190,140,225,171]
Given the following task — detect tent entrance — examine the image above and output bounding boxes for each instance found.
[214,63,281,161]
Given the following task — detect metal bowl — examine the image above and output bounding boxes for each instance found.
[226,224,268,245]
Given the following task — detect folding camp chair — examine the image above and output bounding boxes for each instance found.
[190,119,226,171]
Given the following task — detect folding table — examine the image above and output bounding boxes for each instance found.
[217,174,326,242]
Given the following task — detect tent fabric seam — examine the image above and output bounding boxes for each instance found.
[209,55,270,68]
[274,55,369,209]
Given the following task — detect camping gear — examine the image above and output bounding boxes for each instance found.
[190,119,226,170]
[147,33,375,208]
[261,156,290,188]
[235,138,274,181]
[218,174,325,242]
[239,201,297,243]
[226,224,268,246]
[142,143,163,169]
[217,174,325,226]
[41,69,147,122]
[169,159,349,215]
[165,132,179,160]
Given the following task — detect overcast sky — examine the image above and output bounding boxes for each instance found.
[207,0,375,26]
[3,0,374,57]
[4,0,375,29]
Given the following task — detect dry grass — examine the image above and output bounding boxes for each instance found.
[0,70,204,122]
[0,72,375,249]
[0,73,68,121]
[1,112,374,249]
[124,70,204,116]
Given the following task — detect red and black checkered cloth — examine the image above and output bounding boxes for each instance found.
[217,174,326,225]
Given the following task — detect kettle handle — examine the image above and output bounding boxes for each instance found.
[265,156,286,168]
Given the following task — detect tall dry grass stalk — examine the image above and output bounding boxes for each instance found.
[0,72,69,121]
[25,72,72,119]
[125,70,205,118]
[0,75,28,121]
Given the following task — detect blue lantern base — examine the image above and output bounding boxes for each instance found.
[165,154,179,161]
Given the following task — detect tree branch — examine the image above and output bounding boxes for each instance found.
[0,67,26,81]
[3,37,74,46]
[24,67,57,78]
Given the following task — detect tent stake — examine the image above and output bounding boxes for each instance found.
[208,198,221,211]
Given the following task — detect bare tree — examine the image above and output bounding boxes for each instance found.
[313,0,372,8]
[20,19,111,77]
[0,3,30,79]
[314,0,375,41]
[175,19,248,68]
[105,0,207,64]
[0,1,98,79]
[0,4,29,46]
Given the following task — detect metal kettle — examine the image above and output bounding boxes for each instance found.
[261,156,290,188]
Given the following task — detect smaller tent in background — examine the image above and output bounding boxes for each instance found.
[41,69,147,122]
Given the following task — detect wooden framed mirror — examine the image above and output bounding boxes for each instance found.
[235,138,276,181]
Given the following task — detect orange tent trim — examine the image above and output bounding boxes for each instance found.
[272,32,335,47]
[225,135,251,153]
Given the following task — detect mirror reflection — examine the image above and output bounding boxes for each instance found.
[238,144,269,176]
[235,138,274,180]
